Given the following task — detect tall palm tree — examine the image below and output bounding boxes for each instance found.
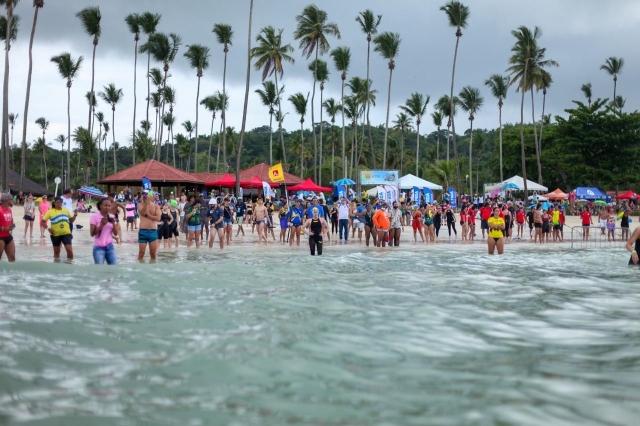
[35,117,49,187]
[101,121,109,176]
[373,31,401,170]
[435,94,457,164]
[600,56,624,107]
[309,59,329,183]
[250,25,295,169]
[356,9,381,169]
[294,4,341,181]
[431,111,443,161]
[323,97,340,182]
[393,112,413,177]
[427,160,456,196]
[400,93,430,175]
[76,6,101,130]
[255,81,281,165]
[139,12,161,135]
[150,91,161,149]
[457,86,483,194]
[330,46,350,178]
[98,83,123,173]
[73,126,96,182]
[162,112,176,165]
[289,92,309,178]
[200,95,220,172]
[212,23,233,173]
[234,0,253,195]
[140,32,181,158]
[0,0,17,190]
[484,74,509,182]
[182,119,193,168]
[580,82,592,108]
[342,95,360,177]
[184,43,210,172]
[133,130,154,163]
[536,71,552,160]
[163,86,177,165]
[215,91,229,172]
[7,112,16,169]
[85,91,97,138]
[51,52,83,182]
[94,111,104,177]
[440,0,469,195]
[612,96,625,111]
[125,12,141,165]
[20,0,44,191]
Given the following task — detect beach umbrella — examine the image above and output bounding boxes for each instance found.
[78,186,107,198]
[594,199,607,206]
[575,199,588,205]
[501,182,520,190]
[334,177,356,186]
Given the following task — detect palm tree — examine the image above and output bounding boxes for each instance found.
[435,94,458,164]
[600,56,624,107]
[427,160,456,195]
[182,118,193,167]
[289,92,309,178]
[184,43,210,172]
[76,6,101,130]
[35,117,49,187]
[73,126,96,182]
[255,81,281,165]
[484,74,510,182]
[0,0,17,190]
[140,32,181,158]
[200,95,220,172]
[373,31,401,170]
[536,71,552,161]
[612,95,625,111]
[51,53,83,183]
[393,112,413,176]
[98,83,123,173]
[133,130,154,163]
[342,94,361,178]
[101,121,109,176]
[85,91,97,138]
[431,111,443,161]
[94,111,104,177]
[150,91,161,149]
[330,46,350,178]
[440,0,469,195]
[139,12,161,135]
[212,23,233,173]
[215,91,229,172]
[175,133,189,170]
[7,112,16,169]
[125,12,141,165]
[294,4,341,181]
[162,112,176,164]
[356,9,382,169]
[250,25,295,170]
[457,86,483,194]
[400,93,430,175]
[309,59,329,183]
[323,97,340,182]
[581,82,592,108]
[20,0,44,191]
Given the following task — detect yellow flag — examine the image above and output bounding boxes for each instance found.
[269,163,285,182]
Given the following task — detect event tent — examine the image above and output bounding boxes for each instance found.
[544,188,569,200]
[574,187,606,200]
[239,175,277,189]
[288,178,332,192]
[496,175,548,192]
[616,190,636,200]
[205,173,236,188]
[398,173,443,190]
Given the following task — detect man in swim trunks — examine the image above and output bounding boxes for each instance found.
[253,198,269,245]
[0,192,16,262]
[137,190,162,261]
[598,207,608,236]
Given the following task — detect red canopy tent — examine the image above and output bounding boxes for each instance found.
[288,178,332,192]
[544,188,569,201]
[616,190,636,199]
[239,175,278,189]
[205,173,236,188]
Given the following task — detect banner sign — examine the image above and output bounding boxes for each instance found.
[361,170,399,186]
[268,163,285,182]
[412,186,421,203]
[334,185,347,199]
[262,181,271,199]
[448,187,458,208]
[423,188,434,204]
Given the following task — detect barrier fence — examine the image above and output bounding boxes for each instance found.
[570,226,629,249]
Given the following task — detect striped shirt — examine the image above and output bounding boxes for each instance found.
[42,208,72,236]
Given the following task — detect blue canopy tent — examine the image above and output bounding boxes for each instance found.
[574,187,606,200]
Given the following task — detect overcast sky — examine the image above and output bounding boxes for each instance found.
[4,0,639,152]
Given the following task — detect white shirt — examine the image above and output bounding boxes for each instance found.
[62,195,74,212]
[338,204,350,220]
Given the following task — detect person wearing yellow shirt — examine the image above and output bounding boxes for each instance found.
[487,207,505,255]
[41,196,77,260]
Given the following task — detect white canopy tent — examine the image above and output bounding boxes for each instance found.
[495,175,548,192]
[398,174,443,190]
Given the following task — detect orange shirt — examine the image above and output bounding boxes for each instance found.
[373,209,390,230]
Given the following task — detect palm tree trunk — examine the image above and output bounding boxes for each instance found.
[311,51,319,181]
[0,5,11,191]
[9,125,13,170]
[157,68,168,159]
[446,124,450,163]
[97,123,101,177]
[365,38,376,169]
[146,50,151,135]
[132,36,138,165]
[331,124,335,182]
[268,112,273,165]
[88,42,97,130]
[539,93,547,165]
[415,124,420,175]
[400,130,404,176]
[498,103,503,182]
[436,128,440,161]
[450,33,462,197]
[382,67,393,170]
[194,75,201,172]
[234,0,253,196]
[531,90,542,185]
[172,123,176,167]
[20,4,40,192]
[112,109,117,172]
[216,120,222,172]
[468,120,473,195]
[340,77,346,179]
[207,114,215,172]
[299,120,304,178]
[222,49,229,174]
[319,85,324,184]
[154,109,159,153]
[519,60,530,200]
[67,86,71,183]
[274,72,287,171]
[42,141,47,189]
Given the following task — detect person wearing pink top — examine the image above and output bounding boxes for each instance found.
[89,198,119,265]
[38,195,51,238]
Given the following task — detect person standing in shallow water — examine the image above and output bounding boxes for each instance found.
[0,192,16,262]
[137,191,162,261]
[487,206,505,255]
[90,198,118,265]
[41,196,77,261]
[304,207,328,256]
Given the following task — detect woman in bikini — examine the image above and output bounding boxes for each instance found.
[487,206,505,255]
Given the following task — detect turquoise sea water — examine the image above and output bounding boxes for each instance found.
[1,245,639,425]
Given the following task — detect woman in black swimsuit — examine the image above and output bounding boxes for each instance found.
[445,207,457,238]
[363,204,377,247]
[626,227,640,265]
[434,207,442,238]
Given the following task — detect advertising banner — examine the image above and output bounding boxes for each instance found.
[361,170,399,186]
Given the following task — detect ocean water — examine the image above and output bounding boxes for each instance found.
[0,245,639,426]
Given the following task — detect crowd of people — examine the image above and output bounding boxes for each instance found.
[1,187,639,265]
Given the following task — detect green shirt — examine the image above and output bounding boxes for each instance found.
[186,204,201,226]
